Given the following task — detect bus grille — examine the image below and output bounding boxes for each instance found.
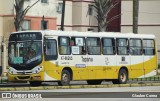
[17,76,30,80]
[17,71,32,74]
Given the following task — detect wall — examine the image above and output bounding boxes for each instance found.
[24,0,57,17]
[0,0,14,15]
[72,0,98,32]
[121,0,160,41]
[57,0,73,31]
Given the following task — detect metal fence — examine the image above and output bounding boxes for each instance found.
[129,76,160,81]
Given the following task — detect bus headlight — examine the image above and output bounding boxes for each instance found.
[32,66,41,74]
[9,67,17,74]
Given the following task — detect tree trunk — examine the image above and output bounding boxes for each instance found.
[14,0,40,31]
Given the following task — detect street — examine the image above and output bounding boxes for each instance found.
[1,86,160,101]
[0,80,160,88]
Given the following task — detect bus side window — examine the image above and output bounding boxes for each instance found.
[71,37,86,55]
[58,37,71,55]
[102,38,115,55]
[86,37,101,55]
[117,38,129,55]
[129,39,142,55]
[143,39,155,55]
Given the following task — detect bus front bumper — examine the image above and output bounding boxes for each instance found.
[7,72,43,82]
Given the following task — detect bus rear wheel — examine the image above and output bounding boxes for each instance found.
[29,81,42,87]
[58,70,71,86]
[112,69,128,84]
[87,80,102,85]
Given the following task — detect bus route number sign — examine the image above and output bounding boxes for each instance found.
[61,56,73,60]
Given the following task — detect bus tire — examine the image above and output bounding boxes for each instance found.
[29,81,42,87]
[87,80,102,85]
[112,69,128,84]
[58,70,70,86]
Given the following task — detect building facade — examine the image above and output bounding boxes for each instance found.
[121,0,160,46]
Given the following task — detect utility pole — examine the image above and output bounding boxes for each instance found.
[133,0,139,34]
[42,15,45,30]
[61,0,66,31]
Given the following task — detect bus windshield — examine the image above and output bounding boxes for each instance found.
[8,41,42,66]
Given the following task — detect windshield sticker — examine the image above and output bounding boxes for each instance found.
[76,38,83,46]
[72,46,79,54]
[62,38,67,45]
[16,43,24,47]
[26,55,41,64]
[13,57,23,64]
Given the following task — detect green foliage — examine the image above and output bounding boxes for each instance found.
[93,0,120,32]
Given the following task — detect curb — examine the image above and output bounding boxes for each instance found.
[1,82,160,91]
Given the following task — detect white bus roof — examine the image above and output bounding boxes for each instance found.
[12,30,155,39]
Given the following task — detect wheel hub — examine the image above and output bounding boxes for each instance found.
[120,73,126,82]
[62,74,68,82]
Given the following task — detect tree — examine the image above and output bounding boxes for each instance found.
[93,0,120,32]
[133,0,139,34]
[14,0,40,31]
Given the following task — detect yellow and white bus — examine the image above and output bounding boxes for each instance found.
[8,30,158,86]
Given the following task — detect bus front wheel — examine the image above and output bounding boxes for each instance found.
[112,69,128,84]
[58,70,71,86]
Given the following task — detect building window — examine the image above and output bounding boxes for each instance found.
[41,0,48,3]
[41,20,48,30]
[88,4,93,15]
[88,28,94,31]
[57,3,63,14]
[22,20,30,31]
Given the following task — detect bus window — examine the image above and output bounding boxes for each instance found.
[58,37,71,55]
[71,37,86,55]
[129,39,142,55]
[143,39,155,55]
[102,38,115,55]
[86,37,101,55]
[117,38,129,55]
[44,39,58,60]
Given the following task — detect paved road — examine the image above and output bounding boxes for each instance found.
[1,86,160,101]
[0,80,160,88]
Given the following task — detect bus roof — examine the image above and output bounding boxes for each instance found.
[11,30,155,39]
